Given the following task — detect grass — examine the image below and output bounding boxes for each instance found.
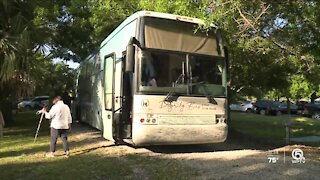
[2,111,319,179]
[231,112,320,146]
[0,111,197,180]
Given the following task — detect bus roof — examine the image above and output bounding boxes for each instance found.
[100,11,216,48]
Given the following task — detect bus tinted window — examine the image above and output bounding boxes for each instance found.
[143,17,219,56]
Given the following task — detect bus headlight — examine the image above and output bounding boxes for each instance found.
[139,114,158,124]
[216,114,226,124]
[152,118,156,123]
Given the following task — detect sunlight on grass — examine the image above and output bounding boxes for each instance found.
[291,128,304,133]
[295,117,309,122]
[0,111,197,179]
[231,112,320,146]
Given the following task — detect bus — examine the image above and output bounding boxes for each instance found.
[75,11,228,146]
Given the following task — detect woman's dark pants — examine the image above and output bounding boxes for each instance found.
[50,128,69,152]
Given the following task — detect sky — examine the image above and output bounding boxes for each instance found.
[42,45,80,69]
[52,58,80,69]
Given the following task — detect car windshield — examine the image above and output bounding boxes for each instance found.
[22,97,33,101]
[138,49,226,97]
[240,101,251,104]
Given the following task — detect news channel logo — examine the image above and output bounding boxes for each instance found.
[291,148,306,163]
[267,148,306,164]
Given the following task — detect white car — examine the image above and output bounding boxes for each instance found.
[18,96,49,110]
[229,100,253,112]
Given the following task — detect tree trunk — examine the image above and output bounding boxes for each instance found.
[286,97,291,115]
[0,101,13,126]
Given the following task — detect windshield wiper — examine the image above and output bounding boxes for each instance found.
[164,73,185,102]
[190,81,217,105]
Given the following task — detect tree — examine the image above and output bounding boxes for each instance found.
[31,0,140,62]
[138,0,320,97]
[0,0,36,124]
[2,0,320,124]
[0,0,74,124]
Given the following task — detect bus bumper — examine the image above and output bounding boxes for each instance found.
[132,124,228,146]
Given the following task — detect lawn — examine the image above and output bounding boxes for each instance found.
[231,112,320,146]
[3,111,319,179]
[0,111,196,179]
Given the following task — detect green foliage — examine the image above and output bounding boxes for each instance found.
[0,0,32,82]
[31,59,76,97]
[0,1,75,97]
[289,75,314,100]
[1,0,320,105]
[0,0,38,123]
[89,0,140,42]
[139,0,203,17]
[138,0,296,96]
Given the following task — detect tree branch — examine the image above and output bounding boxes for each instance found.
[237,7,257,32]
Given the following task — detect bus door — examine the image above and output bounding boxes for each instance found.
[119,53,133,140]
[103,53,116,141]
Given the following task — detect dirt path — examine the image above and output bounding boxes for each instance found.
[69,122,320,180]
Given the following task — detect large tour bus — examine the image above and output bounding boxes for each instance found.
[75,11,228,146]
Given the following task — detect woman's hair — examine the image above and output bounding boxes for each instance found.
[54,96,62,101]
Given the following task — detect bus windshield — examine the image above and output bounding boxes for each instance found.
[138,50,226,97]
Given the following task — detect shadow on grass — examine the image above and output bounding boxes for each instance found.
[71,143,116,156]
[0,154,134,180]
[6,111,42,127]
[0,152,197,180]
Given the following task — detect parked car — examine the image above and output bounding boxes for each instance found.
[278,101,298,114]
[229,100,253,112]
[253,100,281,115]
[17,96,49,110]
[303,102,320,120]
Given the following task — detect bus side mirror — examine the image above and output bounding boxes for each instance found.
[126,44,135,72]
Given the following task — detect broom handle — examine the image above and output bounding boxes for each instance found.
[34,112,44,143]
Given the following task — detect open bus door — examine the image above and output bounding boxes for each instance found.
[113,45,135,144]
[103,53,116,141]
[119,51,133,141]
